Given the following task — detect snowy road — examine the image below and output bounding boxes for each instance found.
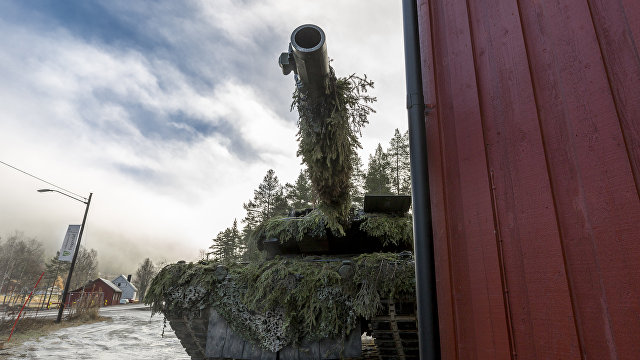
[1,306,190,359]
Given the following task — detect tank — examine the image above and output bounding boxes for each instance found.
[145,24,419,360]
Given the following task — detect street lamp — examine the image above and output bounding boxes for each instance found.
[38,189,92,323]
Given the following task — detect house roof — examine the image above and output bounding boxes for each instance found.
[99,278,122,293]
[71,278,122,293]
[112,274,138,291]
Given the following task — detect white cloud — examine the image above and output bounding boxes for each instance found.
[0,0,407,275]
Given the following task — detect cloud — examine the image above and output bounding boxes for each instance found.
[0,0,407,276]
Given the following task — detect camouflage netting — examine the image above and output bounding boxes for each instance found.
[252,209,414,250]
[145,253,415,353]
[292,68,376,233]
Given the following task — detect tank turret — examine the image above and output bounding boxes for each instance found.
[258,24,413,259]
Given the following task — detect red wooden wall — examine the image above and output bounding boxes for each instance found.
[67,279,122,306]
[416,0,640,358]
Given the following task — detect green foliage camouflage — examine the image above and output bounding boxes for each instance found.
[251,209,331,245]
[292,69,376,233]
[145,253,415,353]
[250,210,414,250]
[358,214,414,247]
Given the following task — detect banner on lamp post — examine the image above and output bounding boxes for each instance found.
[58,225,81,262]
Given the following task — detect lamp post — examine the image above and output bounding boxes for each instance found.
[38,189,92,323]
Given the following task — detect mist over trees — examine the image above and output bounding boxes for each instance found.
[0,232,98,297]
[207,127,411,263]
[43,247,99,291]
[133,258,157,302]
[0,232,44,295]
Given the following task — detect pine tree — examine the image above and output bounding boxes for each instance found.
[240,170,288,262]
[387,129,411,195]
[364,144,392,195]
[239,223,263,263]
[242,169,288,229]
[210,219,242,264]
[43,252,68,298]
[285,169,314,210]
[350,151,366,208]
[229,219,244,256]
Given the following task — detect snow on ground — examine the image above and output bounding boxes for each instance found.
[2,306,190,359]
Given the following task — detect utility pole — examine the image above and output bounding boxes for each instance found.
[38,189,92,323]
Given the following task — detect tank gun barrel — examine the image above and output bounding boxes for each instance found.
[279,24,330,98]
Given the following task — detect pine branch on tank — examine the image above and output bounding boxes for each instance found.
[291,68,376,233]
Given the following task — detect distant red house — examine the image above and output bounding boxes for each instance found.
[66,278,122,307]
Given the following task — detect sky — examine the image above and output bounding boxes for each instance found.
[0,1,408,276]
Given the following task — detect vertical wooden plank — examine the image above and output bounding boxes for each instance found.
[419,0,640,358]
[532,1,640,358]
[588,0,640,198]
[420,0,512,358]
[621,0,640,51]
[464,0,581,358]
[416,1,457,358]
[516,0,640,357]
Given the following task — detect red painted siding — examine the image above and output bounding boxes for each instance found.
[67,279,122,307]
[416,0,640,358]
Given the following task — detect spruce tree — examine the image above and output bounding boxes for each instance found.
[364,144,392,195]
[285,169,314,210]
[229,219,243,256]
[387,129,411,195]
[209,219,242,265]
[239,223,263,263]
[41,252,67,305]
[350,151,366,208]
[242,169,288,228]
[240,170,289,262]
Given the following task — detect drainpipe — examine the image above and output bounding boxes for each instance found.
[402,0,441,359]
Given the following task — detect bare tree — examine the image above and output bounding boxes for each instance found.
[133,258,156,302]
[70,247,98,290]
[0,232,44,294]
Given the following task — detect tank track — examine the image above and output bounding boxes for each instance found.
[166,309,209,360]
[367,298,419,359]
[167,297,419,360]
